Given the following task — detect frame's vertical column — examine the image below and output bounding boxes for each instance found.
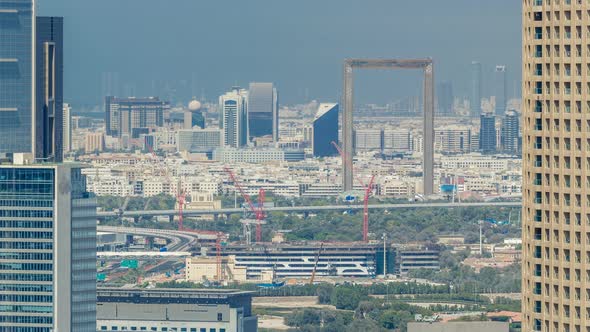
[343,61,354,192]
[423,61,435,195]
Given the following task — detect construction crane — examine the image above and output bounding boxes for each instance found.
[362,175,376,242]
[332,141,376,242]
[309,243,324,285]
[224,167,266,243]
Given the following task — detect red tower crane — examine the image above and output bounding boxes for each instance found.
[224,167,266,243]
[331,141,376,242]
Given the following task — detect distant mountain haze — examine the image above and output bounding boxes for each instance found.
[39,0,520,107]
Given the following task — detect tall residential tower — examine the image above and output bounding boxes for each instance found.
[522,1,589,331]
[219,87,248,148]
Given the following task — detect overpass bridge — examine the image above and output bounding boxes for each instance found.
[97,201,521,220]
[97,226,218,253]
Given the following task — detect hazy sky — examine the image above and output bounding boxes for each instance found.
[39,0,521,107]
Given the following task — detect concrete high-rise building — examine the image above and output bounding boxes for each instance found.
[35,16,64,162]
[219,87,248,148]
[494,65,508,115]
[177,128,223,153]
[522,3,590,331]
[312,103,338,157]
[85,132,105,153]
[354,129,383,152]
[105,96,168,138]
[436,81,454,116]
[470,61,483,117]
[479,112,496,154]
[501,109,519,155]
[435,126,472,154]
[63,103,72,153]
[383,129,412,152]
[0,162,97,331]
[248,82,279,141]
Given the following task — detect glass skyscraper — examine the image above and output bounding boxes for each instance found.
[248,82,279,142]
[0,163,97,331]
[35,16,63,162]
[0,0,35,155]
[0,3,64,162]
[312,103,339,157]
[479,112,496,154]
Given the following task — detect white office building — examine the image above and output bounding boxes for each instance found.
[220,88,248,148]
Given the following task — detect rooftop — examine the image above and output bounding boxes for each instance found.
[97,287,255,300]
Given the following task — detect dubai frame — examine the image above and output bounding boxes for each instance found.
[342,58,434,195]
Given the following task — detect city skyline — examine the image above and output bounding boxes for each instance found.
[39,0,520,106]
[0,1,541,331]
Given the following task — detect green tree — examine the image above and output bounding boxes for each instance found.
[331,287,362,310]
[316,283,334,304]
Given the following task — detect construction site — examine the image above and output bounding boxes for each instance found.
[95,58,442,287]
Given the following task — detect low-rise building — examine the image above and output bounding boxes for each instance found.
[395,247,440,276]
[408,321,509,332]
[96,287,258,332]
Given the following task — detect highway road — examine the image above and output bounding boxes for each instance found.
[97,226,216,252]
[97,201,521,219]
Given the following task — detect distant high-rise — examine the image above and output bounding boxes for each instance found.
[470,61,482,117]
[354,129,383,152]
[522,3,589,331]
[36,16,64,162]
[248,82,279,141]
[479,112,496,154]
[219,87,248,148]
[105,96,168,138]
[494,65,507,115]
[312,103,338,157]
[177,128,223,153]
[63,103,72,153]
[0,163,97,331]
[101,72,120,100]
[0,0,35,155]
[436,81,454,116]
[184,98,205,129]
[500,110,519,155]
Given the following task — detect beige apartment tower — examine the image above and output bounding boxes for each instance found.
[523,1,590,331]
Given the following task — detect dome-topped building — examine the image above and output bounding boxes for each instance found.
[188,98,201,111]
[184,98,205,129]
